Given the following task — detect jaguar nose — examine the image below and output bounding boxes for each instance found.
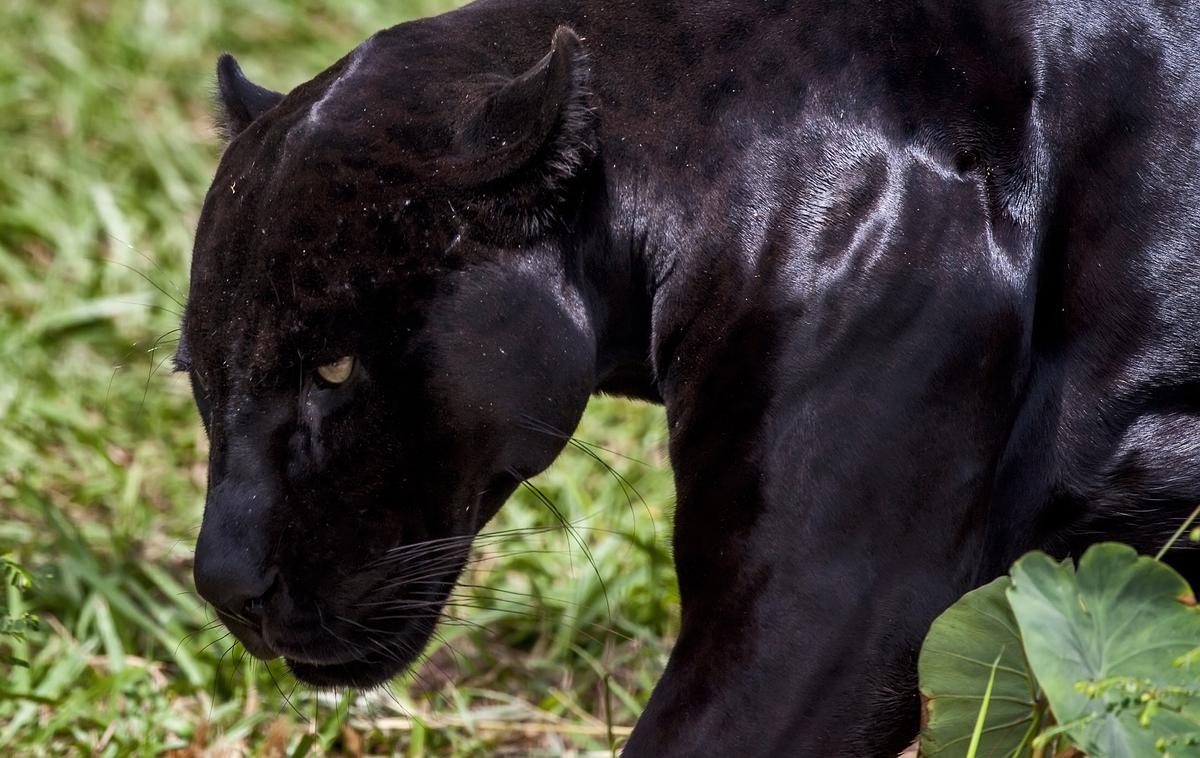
[193,537,278,625]
[194,472,281,627]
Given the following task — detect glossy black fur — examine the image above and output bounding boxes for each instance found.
[182,1,1200,754]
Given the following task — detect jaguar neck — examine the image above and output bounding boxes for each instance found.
[569,160,662,403]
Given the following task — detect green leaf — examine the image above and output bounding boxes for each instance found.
[1007,543,1200,757]
[919,576,1043,758]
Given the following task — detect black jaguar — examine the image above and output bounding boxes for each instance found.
[180,1,1200,754]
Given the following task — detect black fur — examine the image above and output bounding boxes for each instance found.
[184,1,1200,755]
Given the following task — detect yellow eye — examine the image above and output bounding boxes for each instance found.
[316,356,355,385]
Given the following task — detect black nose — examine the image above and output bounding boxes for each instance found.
[193,531,278,624]
[194,472,281,624]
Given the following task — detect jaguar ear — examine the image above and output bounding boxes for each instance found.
[214,54,284,139]
[444,26,598,239]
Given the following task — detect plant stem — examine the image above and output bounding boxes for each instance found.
[1155,504,1200,561]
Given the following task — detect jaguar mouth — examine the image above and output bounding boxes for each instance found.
[213,606,438,689]
[283,616,439,688]
[211,609,278,659]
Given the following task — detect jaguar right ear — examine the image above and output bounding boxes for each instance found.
[214,54,284,140]
[439,26,599,242]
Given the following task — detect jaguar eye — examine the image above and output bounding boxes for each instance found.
[315,356,355,385]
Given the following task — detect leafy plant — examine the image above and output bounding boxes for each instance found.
[919,516,1200,758]
[1008,546,1200,756]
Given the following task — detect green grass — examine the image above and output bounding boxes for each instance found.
[0,1,678,754]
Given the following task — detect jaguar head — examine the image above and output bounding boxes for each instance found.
[181,26,600,687]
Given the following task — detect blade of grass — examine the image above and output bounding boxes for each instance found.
[966,651,1004,758]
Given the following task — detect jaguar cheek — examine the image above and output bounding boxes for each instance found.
[421,258,598,505]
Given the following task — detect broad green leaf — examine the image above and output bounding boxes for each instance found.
[1007,543,1200,757]
[919,576,1043,758]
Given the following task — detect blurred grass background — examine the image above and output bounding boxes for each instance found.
[0,0,678,755]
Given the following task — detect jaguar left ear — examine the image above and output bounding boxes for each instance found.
[214,54,284,140]
[444,26,598,239]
